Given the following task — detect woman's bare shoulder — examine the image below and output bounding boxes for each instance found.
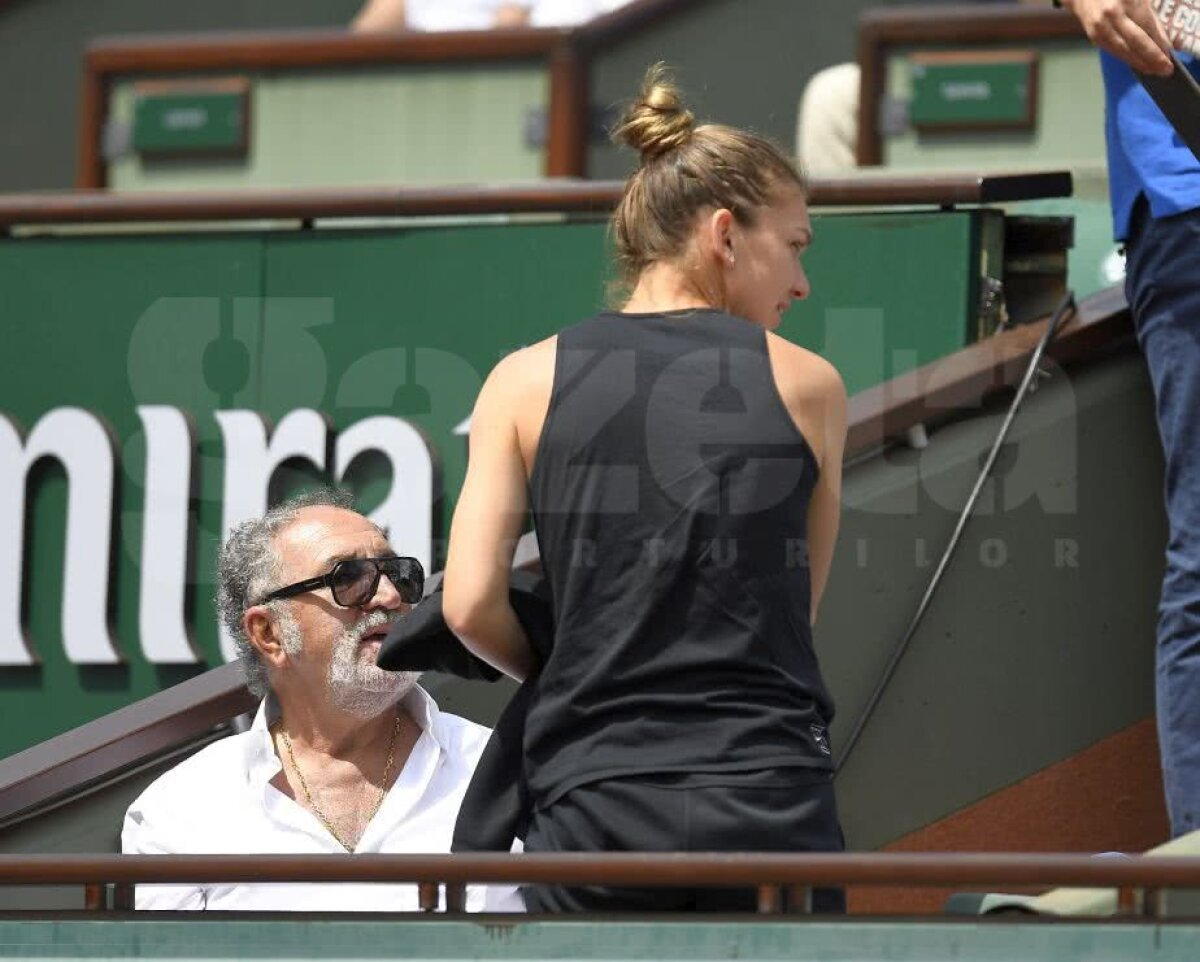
[764,331,846,404]
[483,335,559,399]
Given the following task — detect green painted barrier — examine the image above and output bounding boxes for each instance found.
[0,918,1195,961]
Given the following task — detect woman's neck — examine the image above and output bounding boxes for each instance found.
[621,262,719,315]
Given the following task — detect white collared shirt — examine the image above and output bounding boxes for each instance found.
[404,0,628,30]
[121,687,523,912]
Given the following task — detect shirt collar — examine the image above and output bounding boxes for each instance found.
[401,684,450,754]
[245,695,282,792]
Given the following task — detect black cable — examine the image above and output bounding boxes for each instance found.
[834,290,1078,776]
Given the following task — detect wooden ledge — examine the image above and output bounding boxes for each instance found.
[85,27,567,73]
[0,662,254,828]
[846,286,1131,459]
[81,0,697,74]
[858,4,1082,45]
[0,171,1072,229]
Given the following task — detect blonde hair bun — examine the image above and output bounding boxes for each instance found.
[612,63,696,162]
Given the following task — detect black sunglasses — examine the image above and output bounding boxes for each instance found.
[259,556,424,608]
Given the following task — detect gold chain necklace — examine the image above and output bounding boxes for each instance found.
[276,711,402,853]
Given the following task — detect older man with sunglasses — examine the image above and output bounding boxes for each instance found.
[121,488,522,911]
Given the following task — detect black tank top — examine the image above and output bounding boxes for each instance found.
[526,310,836,809]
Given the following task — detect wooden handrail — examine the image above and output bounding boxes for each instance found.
[846,285,1130,456]
[856,5,1085,167]
[0,662,254,828]
[2,852,1200,889]
[84,27,568,73]
[80,0,692,73]
[0,171,1071,229]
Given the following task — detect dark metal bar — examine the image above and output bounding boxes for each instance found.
[83,884,105,911]
[1143,888,1164,919]
[444,883,466,914]
[418,882,438,912]
[756,885,782,915]
[786,884,812,915]
[112,883,135,911]
[6,853,1200,890]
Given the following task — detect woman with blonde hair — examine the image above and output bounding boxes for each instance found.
[444,65,847,912]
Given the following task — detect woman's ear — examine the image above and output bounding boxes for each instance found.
[705,208,737,267]
[244,606,288,669]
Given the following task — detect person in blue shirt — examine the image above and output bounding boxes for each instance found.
[1063,0,1200,837]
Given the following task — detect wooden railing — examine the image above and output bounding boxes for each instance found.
[0,171,1072,228]
[4,852,1198,917]
[77,0,695,189]
[846,284,1129,455]
[856,6,1086,167]
[0,662,254,830]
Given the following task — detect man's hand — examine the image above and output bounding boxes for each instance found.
[1061,0,1175,75]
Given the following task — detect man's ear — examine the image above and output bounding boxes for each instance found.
[244,606,288,669]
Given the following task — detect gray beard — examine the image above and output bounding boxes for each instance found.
[327,610,420,718]
[276,608,419,718]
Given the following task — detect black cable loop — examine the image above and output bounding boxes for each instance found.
[834,290,1078,776]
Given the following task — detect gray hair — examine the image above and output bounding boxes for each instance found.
[216,487,357,697]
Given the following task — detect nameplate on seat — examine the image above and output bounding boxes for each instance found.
[908,51,1038,133]
[132,78,251,158]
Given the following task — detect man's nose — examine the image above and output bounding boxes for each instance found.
[364,571,405,611]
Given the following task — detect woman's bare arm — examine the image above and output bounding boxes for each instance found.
[765,333,847,625]
[805,363,847,624]
[443,354,538,681]
[350,0,408,32]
